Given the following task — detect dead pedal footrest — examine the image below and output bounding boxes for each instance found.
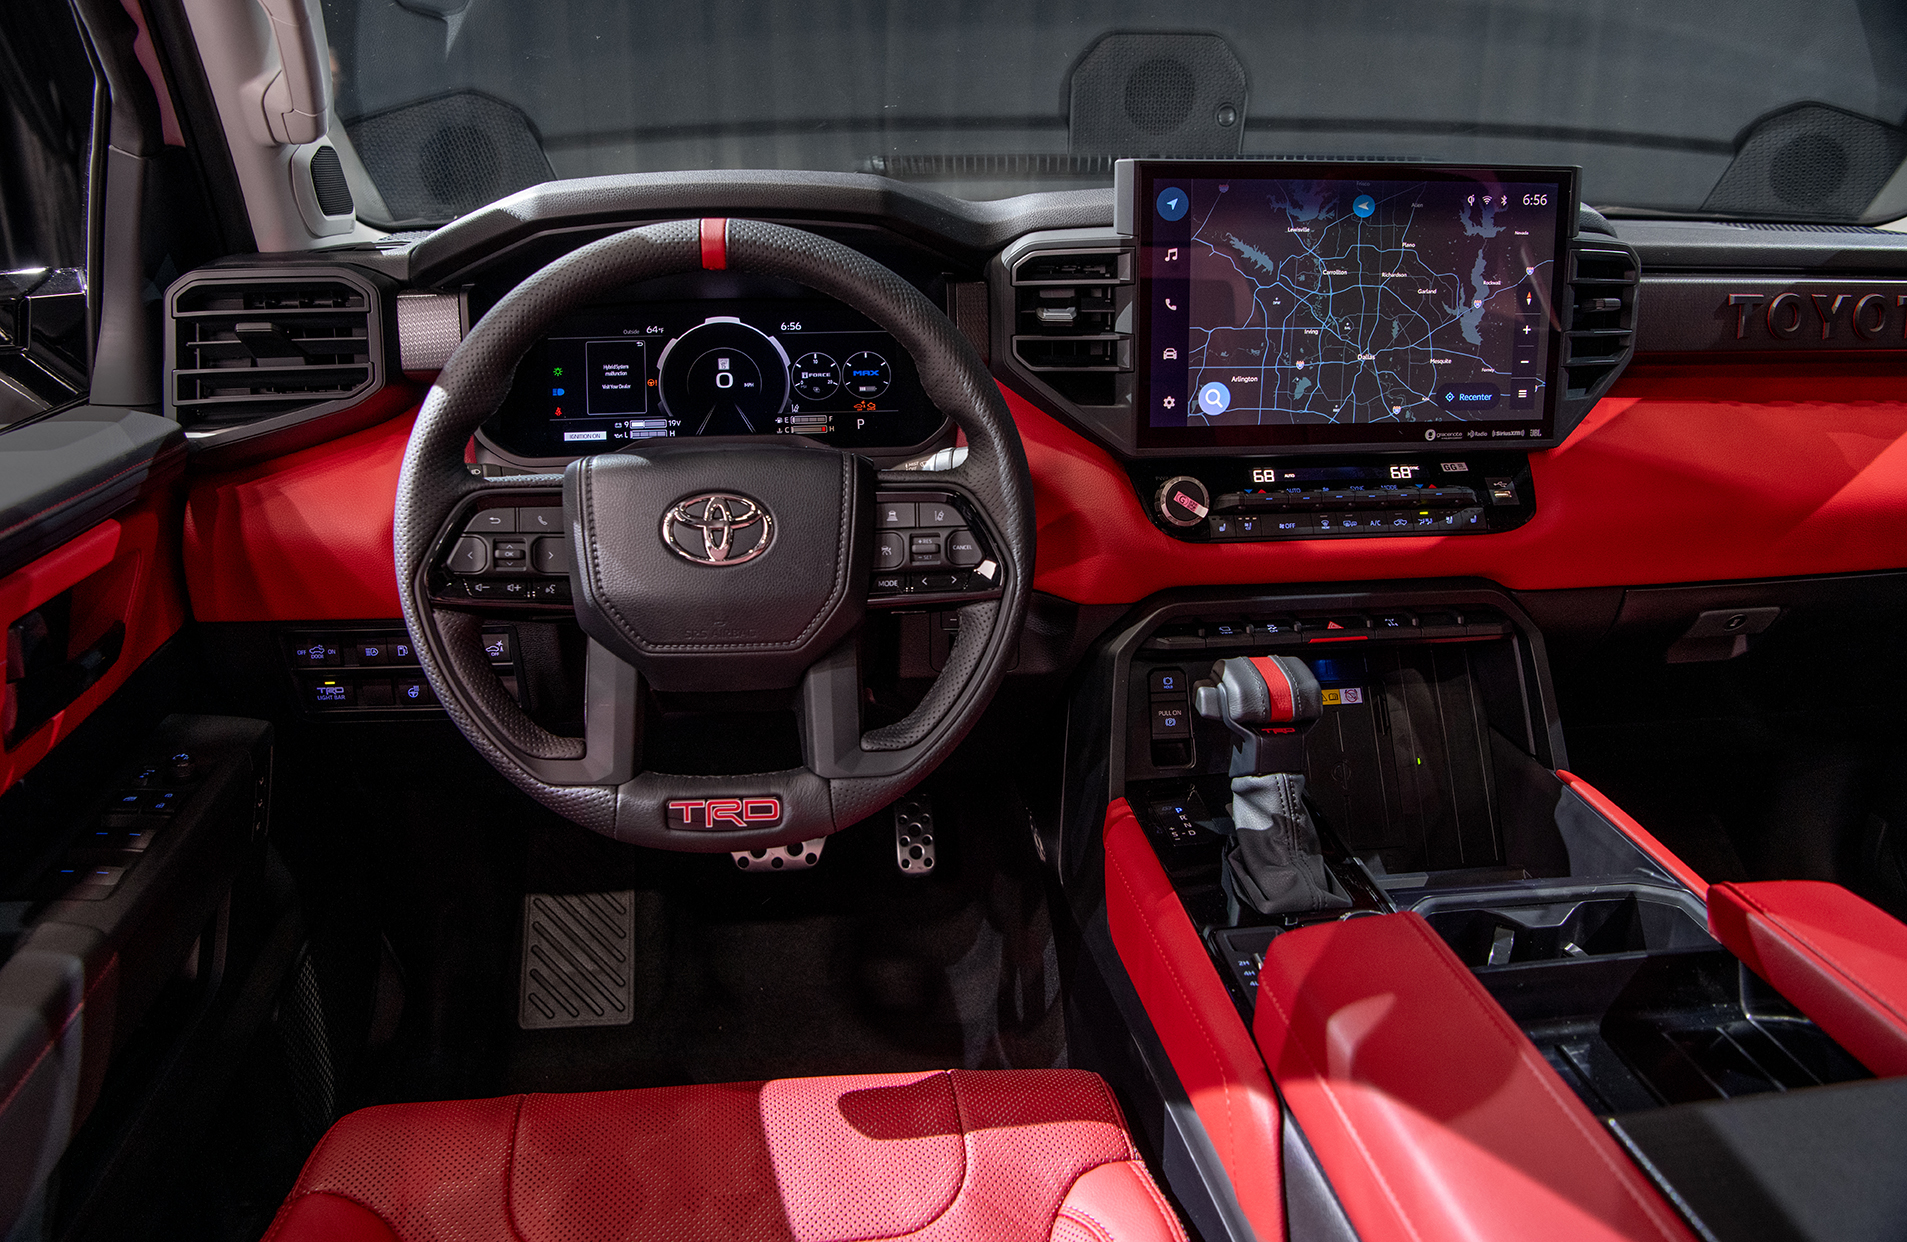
[518,891,635,1030]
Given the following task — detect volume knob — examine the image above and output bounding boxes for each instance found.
[1156,476,1210,528]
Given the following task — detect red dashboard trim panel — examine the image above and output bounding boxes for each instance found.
[1102,800,1285,1241]
[1010,362,1907,604]
[177,363,1907,623]
[184,393,419,623]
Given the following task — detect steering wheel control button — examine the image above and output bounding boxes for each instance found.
[465,509,514,533]
[448,536,489,575]
[876,532,907,571]
[532,537,568,574]
[661,492,774,566]
[870,572,908,595]
[1156,476,1210,528]
[908,535,943,567]
[945,529,983,567]
[917,501,959,527]
[490,539,528,569]
[877,501,915,528]
[519,506,564,533]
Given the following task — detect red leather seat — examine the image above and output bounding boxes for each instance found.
[262,1068,1187,1242]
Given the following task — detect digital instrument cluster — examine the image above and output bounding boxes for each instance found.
[482,298,945,459]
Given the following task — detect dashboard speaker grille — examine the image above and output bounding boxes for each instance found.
[1068,32,1248,157]
[307,144,355,218]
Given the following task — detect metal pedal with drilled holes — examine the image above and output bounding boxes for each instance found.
[894,796,936,876]
[519,891,635,1030]
[732,837,826,871]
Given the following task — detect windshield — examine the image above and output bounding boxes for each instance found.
[320,1,1907,228]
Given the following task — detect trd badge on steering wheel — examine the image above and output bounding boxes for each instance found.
[662,492,774,566]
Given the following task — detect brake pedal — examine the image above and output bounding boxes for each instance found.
[732,837,826,871]
[894,796,936,876]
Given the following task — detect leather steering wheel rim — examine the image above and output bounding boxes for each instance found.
[394,218,1034,850]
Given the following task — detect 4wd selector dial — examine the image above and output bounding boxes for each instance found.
[1156,476,1210,528]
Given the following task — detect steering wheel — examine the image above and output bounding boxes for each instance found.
[393,218,1033,851]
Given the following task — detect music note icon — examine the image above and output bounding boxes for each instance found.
[1164,247,1179,261]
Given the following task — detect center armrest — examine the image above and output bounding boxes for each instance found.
[1253,912,1694,1242]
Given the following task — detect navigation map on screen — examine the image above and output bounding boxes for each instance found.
[1139,166,1570,447]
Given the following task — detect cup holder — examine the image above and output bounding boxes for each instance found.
[1422,890,1714,968]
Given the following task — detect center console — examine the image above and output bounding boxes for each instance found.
[1062,576,1876,1242]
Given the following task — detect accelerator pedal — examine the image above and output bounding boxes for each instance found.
[894,796,936,877]
[518,890,635,1030]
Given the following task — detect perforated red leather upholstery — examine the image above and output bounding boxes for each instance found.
[263,1069,1187,1242]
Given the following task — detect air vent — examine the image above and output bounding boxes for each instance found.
[166,271,383,434]
[1562,241,1640,403]
[1011,248,1133,405]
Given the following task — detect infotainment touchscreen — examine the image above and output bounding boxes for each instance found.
[1129,161,1576,449]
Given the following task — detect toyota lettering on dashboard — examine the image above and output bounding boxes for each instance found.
[667,798,784,828]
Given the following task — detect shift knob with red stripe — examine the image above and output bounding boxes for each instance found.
[1195,655,1322,776]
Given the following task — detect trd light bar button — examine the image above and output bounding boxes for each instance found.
[311,680,355,707]
[944,529,983,567]
[876,532,907,571]
[448,536,488,575]
[531,537,568,574]
[465,509,514,533]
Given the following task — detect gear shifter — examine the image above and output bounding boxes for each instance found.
[1196,656,1351,916]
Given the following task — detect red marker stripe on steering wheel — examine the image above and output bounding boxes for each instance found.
[700,217,728,270]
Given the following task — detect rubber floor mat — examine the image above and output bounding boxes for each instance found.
[519,891,635,1029]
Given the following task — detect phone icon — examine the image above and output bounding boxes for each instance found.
[1164,297,1177,311]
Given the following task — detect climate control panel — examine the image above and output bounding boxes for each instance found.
[1140,452,1535,542]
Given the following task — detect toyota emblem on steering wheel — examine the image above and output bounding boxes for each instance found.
[662,492,774,566]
